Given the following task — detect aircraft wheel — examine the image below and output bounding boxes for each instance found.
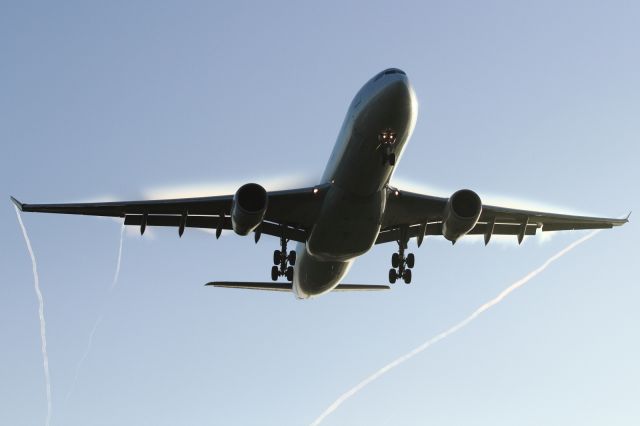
[391,253,400,268]
[388,268,397,284]
[403,269,412,284]
[288,250,297,266]
[286,266,294,282]
[285,266,294,281]
[271,265,279,281]
[273,250,281,265]
[406,253,415,269]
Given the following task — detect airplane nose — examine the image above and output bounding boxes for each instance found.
[356,68,417,129]
[360,69,416,131]
[380,72,412,104]
[378,69,411,101]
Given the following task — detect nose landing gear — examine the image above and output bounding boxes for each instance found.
[271,235,296,281]
[388,226,414,284]
[379,128,397,166]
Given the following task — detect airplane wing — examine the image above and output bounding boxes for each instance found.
[377,189,629,245]
[10,184,330,243]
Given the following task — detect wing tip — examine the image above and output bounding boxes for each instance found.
[10,196,23,211]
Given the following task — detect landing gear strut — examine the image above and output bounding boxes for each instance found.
[388,226,414,284]
[379,128,397,166]
[271,234,295,281]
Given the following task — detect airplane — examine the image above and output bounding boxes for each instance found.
[11,68,628,299]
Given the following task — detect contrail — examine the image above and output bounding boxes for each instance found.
[65,224,125,403]
[64,314,103,404]
[311,230,600,426]
[110,224,125,290]
[14,206,52,426]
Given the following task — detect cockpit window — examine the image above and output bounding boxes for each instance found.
[374,68,406,82]
[384,68,406,75]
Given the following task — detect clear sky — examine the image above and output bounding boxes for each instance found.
[2,1,639,425]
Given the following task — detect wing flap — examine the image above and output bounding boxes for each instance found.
[123,215,307,242]
[376,222,538,244]
[480,204,628,228]
[14,195,233,217]
[541,222,617,231]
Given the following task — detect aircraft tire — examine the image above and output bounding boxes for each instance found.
[286,266,294,282]
[406,253,415,269]
[391,253,400,268]
[403,269,412,284]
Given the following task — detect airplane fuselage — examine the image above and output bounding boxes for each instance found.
[293,69,418,298]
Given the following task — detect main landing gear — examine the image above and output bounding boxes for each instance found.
[271,235,296,281]
[379,128,397,166]
[388,226,414,284]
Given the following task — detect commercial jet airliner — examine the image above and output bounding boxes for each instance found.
[11,68,628,298]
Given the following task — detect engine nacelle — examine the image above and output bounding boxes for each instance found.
[442,189,482,242]
[231,183,268,236]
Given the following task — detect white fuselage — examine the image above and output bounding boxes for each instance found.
[293,69,418,298]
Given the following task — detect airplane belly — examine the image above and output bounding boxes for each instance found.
[306,186,384,262]
[293,243,352,299]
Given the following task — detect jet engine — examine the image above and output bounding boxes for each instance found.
[231,183,268,236]
[442,189,482,242]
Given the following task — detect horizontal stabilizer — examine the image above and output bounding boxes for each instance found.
[206,282,390,292]
[207,282,293,292]
[332,284,390,291]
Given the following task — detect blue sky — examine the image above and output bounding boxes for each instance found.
[2,1,639,425]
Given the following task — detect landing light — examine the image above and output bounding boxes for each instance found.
[313,188,319,194]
